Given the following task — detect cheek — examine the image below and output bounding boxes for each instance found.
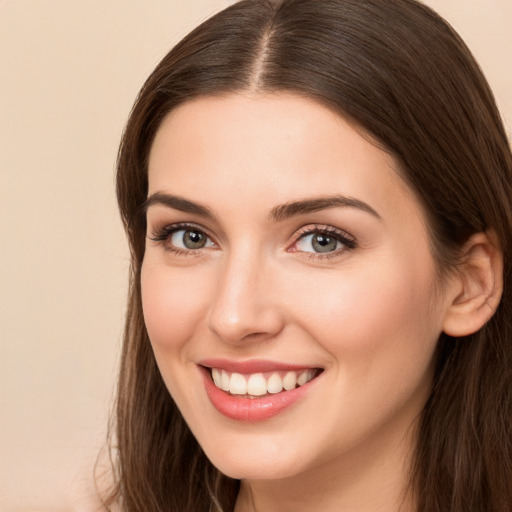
[284,256,442,444]
[287,254,441,366]
[140,260,210,353]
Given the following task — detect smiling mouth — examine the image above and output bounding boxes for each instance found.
[209,368,322,398]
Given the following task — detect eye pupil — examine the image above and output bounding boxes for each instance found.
[312,234,337,253]
[183,230,206,249]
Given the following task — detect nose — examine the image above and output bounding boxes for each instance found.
[207,249,285,345]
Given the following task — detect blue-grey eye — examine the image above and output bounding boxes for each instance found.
[296,233,341,253]
[170,229,213,250]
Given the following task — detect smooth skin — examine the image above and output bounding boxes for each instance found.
[141,93,502,512]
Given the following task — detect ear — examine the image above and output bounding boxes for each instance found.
[442,231,503,337]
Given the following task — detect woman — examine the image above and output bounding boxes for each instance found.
[106,0,512,510]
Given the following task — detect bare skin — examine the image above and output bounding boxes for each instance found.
[142,93,500,512]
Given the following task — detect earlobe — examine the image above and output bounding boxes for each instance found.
[442,231,503,337]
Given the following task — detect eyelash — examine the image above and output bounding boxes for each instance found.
[149,222,213,256]
[148,222,356,259]
[291,224,356,260]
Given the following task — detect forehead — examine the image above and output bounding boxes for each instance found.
[147,93,422,226]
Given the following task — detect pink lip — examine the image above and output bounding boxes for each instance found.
[198,363,322,423]
[198,358,315,374]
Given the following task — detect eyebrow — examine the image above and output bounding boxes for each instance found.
[143,192,214,218]
[143,192,380,221]
[268,196,381,221]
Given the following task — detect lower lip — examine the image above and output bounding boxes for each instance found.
[200,367,320,422]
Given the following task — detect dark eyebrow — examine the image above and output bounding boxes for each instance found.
[143,192,215,218]
[143,192,380,222]
[269,195,381,221]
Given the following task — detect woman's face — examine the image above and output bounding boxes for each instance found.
[142,93,453,481]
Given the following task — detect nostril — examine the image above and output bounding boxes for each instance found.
[206,259,286,344]
[207,307,285,345]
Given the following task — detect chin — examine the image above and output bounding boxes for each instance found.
[198,430,311,481]
[211,455,299,481]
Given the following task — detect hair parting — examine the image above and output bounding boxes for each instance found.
[105,1,512,510]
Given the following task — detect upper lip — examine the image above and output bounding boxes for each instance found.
[198,358,322,374]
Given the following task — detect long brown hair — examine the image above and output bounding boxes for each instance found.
[107,0,512,510]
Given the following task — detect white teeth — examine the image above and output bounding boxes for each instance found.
[267,373,283,394]
[221,371,231,391]
[211,368,318,396]
[283,371,297,391]
[230,373,247,395]
[212,368,222,388]
[247,373,267,396]
[297,370,309,386]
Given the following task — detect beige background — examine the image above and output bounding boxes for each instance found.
[1,1,510,510]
